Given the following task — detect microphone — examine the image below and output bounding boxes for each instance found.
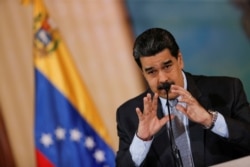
[157,81,174,92]
[158,82,183,167]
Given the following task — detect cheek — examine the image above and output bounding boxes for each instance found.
[145,77,158,90]
[173,73,184,87]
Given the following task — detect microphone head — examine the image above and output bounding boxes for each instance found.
[157,82,174,92]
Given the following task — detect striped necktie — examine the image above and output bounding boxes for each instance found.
[168,100,194,167]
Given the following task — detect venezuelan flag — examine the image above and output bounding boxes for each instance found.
[23,0,115,166]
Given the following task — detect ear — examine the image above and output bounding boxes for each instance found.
[140,67,146,77]
[177,52,184,69]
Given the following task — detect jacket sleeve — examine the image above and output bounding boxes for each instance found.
[224,78,250,152]
[115,107,137,167]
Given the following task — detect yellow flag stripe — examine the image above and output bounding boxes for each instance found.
[32,0,113,147]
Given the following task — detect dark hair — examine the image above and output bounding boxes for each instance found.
[133,28,180,68]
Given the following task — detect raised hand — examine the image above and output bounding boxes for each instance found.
[136,93,173,141]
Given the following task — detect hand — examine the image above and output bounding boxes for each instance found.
[171,85,212,127]
[136,93,173,140]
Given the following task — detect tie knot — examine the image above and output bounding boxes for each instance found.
[169,99,178,107]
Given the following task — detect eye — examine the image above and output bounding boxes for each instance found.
[147,69,156,74]
[162,60,173,70]
[163,64,172,69]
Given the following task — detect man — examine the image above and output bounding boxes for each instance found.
[116,28,250,167]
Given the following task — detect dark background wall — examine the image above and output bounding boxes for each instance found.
[126,0,250,101]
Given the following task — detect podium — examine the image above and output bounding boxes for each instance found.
[211,156,250,167]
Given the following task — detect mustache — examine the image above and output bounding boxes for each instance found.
[157,81,175,91]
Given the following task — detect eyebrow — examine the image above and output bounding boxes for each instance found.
[163,60,173,66]
[144,67,154,73]
[144,60,173,72]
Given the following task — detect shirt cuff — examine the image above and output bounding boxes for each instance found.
[211,112,229,138]
[129,134,153,166]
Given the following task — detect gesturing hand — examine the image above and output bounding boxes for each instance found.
[136,93,173,141]
[171,85,212,127]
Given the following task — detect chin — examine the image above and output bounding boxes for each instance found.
[159,92,178,100]
[158,94,167,99]
[157,90,167,98]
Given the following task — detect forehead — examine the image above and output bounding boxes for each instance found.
[140,49,175,68]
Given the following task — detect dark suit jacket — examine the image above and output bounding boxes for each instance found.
[116,72,250,167]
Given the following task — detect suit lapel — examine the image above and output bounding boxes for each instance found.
[155,99,168,137]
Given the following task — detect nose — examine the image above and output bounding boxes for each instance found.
[158,70,168,83]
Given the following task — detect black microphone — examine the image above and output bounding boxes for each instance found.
[157,82,174,92]
[158,82,183,167]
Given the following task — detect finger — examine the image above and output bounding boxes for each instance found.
[171,85,193,100]
[135,107,143,119]
[146,93,152,103]
[175,91,195,104]
[147,93,152,101]
[151,93,158,114]
[187,95,195,103]
[143,94,151,114]
[171,85,186,94]
[179,94,195,105]
[159,114,175,126]
[175,104,187,115]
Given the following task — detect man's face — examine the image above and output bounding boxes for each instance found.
[140,49,184,99]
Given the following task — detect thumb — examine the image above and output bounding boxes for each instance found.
[160,115,175,126]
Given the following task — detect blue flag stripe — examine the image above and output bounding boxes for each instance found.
[35,69,115,167]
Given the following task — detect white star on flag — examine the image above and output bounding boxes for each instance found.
[55,127,66,140]
[93,149,105,163]
[84,136,95,150]
[70,128,82,141]
[40,133,53,147]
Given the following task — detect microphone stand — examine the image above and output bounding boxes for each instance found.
[164,83,183,167]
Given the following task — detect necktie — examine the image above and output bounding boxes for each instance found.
[168,100,194,167]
